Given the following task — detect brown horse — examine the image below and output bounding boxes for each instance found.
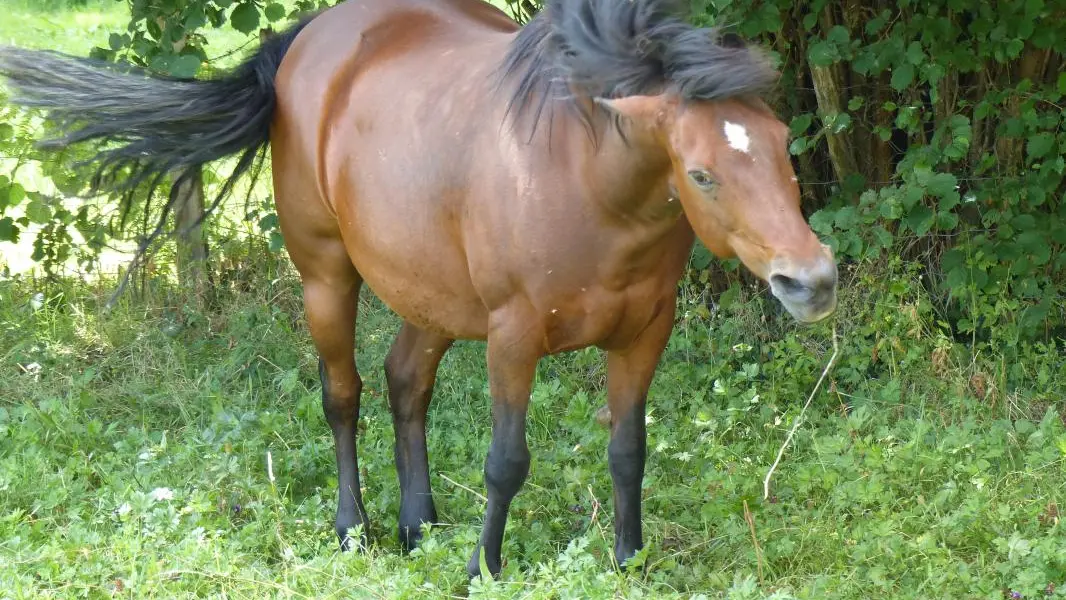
[0,0,837,577]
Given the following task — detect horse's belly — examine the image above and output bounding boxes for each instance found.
[361,268,490,340]
[333,195,489,340]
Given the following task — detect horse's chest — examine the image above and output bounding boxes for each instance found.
[536,277,674,354]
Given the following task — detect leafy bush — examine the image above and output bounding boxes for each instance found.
[684,0,1065,347]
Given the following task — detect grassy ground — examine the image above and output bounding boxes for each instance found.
[1,1,1065,599]
[1,252,1064,599]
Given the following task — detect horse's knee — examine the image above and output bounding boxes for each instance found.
[384,350,412,395]
[608,439,645,483]
[320,359,362,421]
[485,438,530,498]
[385,353,432,423]
[607,405,646,483]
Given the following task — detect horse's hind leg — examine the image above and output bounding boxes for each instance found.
[385,321,454,550]
[293,242,369,550]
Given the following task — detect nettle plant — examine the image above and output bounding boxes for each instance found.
[688,0,1066,344]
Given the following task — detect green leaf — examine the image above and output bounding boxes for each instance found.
[879,196,902,220]
[0,217,18,242]
[941,248,965,273]
[890,63,915,91]
[264,3,286,22]
[834,205,859,230]
[718,283,741,310]
[258,213,279,231]
[1031,26,1055,49]
[827,25,850,46]
[935,210,958,230]
[25,197,50,224]
[871,225,893,249]
[1011,214,1037,230]
[1017,231,1051,265]
[1005,38,1025,60]
[1026,133,1054,159]
[938,191,960,211]
[108,33,127,51]
[185,6,208,30]
[926,173,958,198]
[230,3,261,34]
[809,209,835,235]
[904,205,935,236]
[865,9,890,35]
[789,114,813,136]
[2,182,25,209]
[901,184,924,209]
[905,41,924,65]
[808,41,838,67]
[828,112,852,134]
[851,49,877,75]
[0,122,12,140]
[268,231,285,253]
[788,137,809,156]
[169,54,202,78]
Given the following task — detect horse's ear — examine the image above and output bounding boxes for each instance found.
[594,95,667,126]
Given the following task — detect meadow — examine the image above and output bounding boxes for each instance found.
[1,1,1064,598]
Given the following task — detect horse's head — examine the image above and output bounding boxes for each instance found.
[599,94,837,323]
[505,0,837,322]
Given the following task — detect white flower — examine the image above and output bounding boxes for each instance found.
[149,487,174,502]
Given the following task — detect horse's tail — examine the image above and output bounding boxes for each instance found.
[0,17,312,233]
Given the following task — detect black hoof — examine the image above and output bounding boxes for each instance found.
[614,545,648,575]
[398,503,437,551]
[336,522,369,552]
[397,522,428,552]
[466,548,501,580]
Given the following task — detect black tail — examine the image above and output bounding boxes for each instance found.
[0,17,311,253]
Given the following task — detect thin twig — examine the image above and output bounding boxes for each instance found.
[439,473,487,503]
[763,324,840,500]
[742,500,764,585]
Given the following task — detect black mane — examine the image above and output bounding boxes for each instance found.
[497,0,778,136]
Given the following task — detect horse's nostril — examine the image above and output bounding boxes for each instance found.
[770,273,809,299]
[769,261,839,322]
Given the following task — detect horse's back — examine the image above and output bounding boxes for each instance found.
[271,0,515,172]
[270,0,517,339]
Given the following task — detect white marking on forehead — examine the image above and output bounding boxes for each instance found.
[723,121,751,153]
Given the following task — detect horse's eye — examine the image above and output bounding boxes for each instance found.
[688,170,715,189]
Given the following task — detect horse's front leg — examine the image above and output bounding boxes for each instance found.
[605,304,676,568]
[466,310,541,579]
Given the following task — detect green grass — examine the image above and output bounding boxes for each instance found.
[0,0,126,54]
[1,252,1064,599]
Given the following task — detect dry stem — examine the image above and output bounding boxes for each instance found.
[763,325,840,500]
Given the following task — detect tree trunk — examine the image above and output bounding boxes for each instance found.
[810,63,859,184]
[810,6,859,186]
[174,166,208,291]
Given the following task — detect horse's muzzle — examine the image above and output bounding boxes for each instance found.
[768,252,838,324]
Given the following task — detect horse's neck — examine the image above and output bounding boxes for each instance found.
[579,117,675,223]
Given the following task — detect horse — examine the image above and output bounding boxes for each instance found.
[0,0,838,578]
